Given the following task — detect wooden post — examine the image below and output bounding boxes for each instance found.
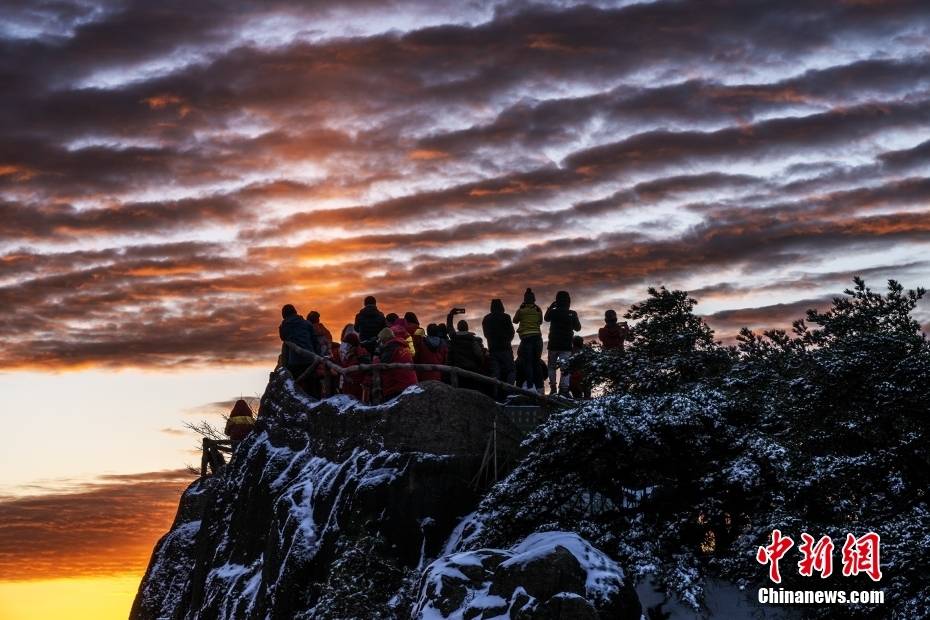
[202,438,226,475]
[201,438,209,477]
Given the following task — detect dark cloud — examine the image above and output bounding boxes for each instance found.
[0,469,194,580]
[702,297,835,343]
[0,0,929,369]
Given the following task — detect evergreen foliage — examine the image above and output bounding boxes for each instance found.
[468,279,930,618]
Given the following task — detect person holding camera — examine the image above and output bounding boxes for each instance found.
[544,290,581,396]
[446,308,486,374]
[598,309,631,351]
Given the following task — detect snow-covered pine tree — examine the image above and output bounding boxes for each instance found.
[467,279,930,618]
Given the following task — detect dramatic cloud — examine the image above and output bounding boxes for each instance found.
[2,0,930,369]
[0,470,195,580]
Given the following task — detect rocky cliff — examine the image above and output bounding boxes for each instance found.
[131,369,641,619]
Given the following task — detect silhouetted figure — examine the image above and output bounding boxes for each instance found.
[513,288,544,392]
[447,309,488,393]
[354,295,387,353]
[279,304,320,393]
[338,324,356,363]
[515,353,547,393]
[545,290,581,396]
[307,311,333,355]
[483,298,516,395]
[308,311,335,395]
[436,322,451,345]
[598,309,631,351]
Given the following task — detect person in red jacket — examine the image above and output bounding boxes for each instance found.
[413,323,448,382]
[569,335,591,399]
[375,327,418,401]
[224,399,255,441]
[598,309,632,351]
[338,331,369,401]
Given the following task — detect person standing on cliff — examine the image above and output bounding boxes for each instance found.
[279,305,320,394]
[354,295,387,353]
[482,298,516,392]
[513,288,544,392]
[544,290,581,396]
[413,323,448,382]
[598,309,631,351]
[224,399,256,442]
[375,327,418,400]
[307,311,336,395]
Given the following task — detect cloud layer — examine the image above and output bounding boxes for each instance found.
[2,0,930,368]
[0,470,194,580]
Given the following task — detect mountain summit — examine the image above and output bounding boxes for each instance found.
[131,370,640,619]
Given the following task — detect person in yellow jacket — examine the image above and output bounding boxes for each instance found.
[513,288,544,392]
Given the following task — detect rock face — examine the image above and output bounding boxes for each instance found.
[131,369,641,619]
[413,532,641,620]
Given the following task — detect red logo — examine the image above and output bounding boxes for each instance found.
[798,533,834,578]
[757,530,882,582]
[756,529,794,583]
[841,532,882,582]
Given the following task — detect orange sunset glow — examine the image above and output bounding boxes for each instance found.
[2,0,930,618]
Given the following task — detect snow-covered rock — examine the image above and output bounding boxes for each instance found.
[413,531,640,619]
[131,370,532,619]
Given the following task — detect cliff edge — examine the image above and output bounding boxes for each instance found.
[131,369,640,619]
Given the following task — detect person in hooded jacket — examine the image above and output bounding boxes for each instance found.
[413,323,448,382]
[544,290,581,395]
[224,399,256,442]
[446,310,486,375]
[354,296,387,353]
[445,310,492,395]
[387,313,416,356]
[338,324,356,362]
[307,311,336,395]
[436,322,451,346]
[482,299,516,390]
[513,288,544,392]
[307,311,333,355]
[375,327,418,400]
[338,331,369,401]
[279,304,321,393]
[405,312,423,338]
[598,309,631,351]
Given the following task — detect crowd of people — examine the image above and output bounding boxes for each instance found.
[278,289,632,403]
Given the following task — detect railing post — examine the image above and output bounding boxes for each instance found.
[371,367,382,405]
[201,438,209,477]
[492,415,498,482]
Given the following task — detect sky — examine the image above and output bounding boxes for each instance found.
[2,0,930,617]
